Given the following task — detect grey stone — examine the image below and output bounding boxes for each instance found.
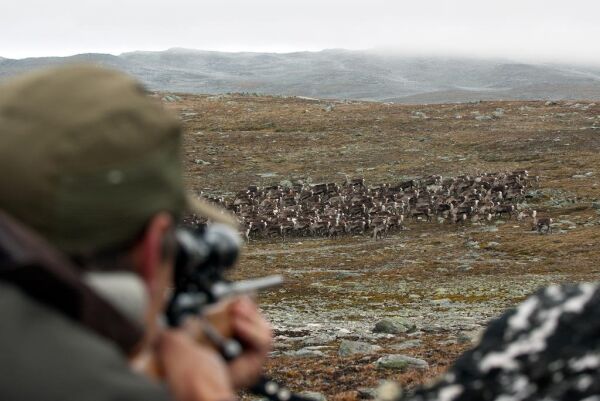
[300,392,327,401]
[420,324,447,333]
[412,111,428,119]
[375,354,429,371]
[303,335,336,346]
[390,339,422,350]
[475,115,493,121]
[466,240,480,249]
[376,381,403,401]
[357,387,378,399]
[373,317,416,334]
[258,172,278,178]
[338,340,382,357]
[285,348,326,358]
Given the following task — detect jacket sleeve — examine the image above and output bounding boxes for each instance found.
[0,282,174,401]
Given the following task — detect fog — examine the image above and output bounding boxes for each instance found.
[1,0,598,65]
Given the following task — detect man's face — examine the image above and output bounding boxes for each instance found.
[134,213,178,347]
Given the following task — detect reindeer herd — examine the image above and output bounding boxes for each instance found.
[190,170,553,241]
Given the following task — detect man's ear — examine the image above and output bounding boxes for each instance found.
[131,212,174,290]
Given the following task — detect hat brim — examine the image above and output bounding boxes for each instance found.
[185,194,239,228]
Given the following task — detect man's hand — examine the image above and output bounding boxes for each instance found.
[227,296,273,389]
[157,330,236,401]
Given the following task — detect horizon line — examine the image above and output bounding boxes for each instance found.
[2,47,600,68]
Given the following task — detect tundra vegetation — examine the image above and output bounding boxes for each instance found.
[166,93,600,400]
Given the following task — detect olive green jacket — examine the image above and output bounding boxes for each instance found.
[0,210,172,400]
[0,281,172,401]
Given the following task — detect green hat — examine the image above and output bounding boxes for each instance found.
[0,65,237,255]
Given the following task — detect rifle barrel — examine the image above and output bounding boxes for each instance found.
[212,274,284,299]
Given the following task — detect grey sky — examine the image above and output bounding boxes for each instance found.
[1,0,599,64]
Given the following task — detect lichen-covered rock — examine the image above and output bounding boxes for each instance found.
[373,318,416,334]
[300,391,327,401]
[390,339,422,350]
[285,348,325,358]
[339,340,382,357]
[375,355,428,371]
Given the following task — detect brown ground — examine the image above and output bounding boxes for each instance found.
[163,94,600,399]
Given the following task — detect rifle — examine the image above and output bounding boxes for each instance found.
[167,223,308,401]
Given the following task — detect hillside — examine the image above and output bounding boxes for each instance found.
[162,93,600,398]
[2,49,600,103]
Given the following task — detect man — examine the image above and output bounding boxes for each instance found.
[0,65,272,401]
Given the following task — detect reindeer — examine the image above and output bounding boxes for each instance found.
[495,204,515,219]
[535,217,553,234]
[409,207,431,222]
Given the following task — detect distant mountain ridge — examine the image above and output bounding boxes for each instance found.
[2,48,600,103]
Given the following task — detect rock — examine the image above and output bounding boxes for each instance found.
[390,339,422,350]
[162,95,181,102]
[492,108,505,118]
[194,159,211,165]
[412,111,428,119]
[466,240,480,249]
[375,354,429,371]
[257,172,278,178]
[339,340,382,357]
[357,387,378,399]
[475,115,493,121]
[486,241,500,248]
[373,318,416,334]
[303,334,336,346]
[592,201,600,210]
[285,348,325,358]
[376,381,403,401]
[279,179,293,188]
[420,324,447,333]
[459,328,484,344]
[300,392,327,401]
[335,272,361,279]
[480,225,499,232]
